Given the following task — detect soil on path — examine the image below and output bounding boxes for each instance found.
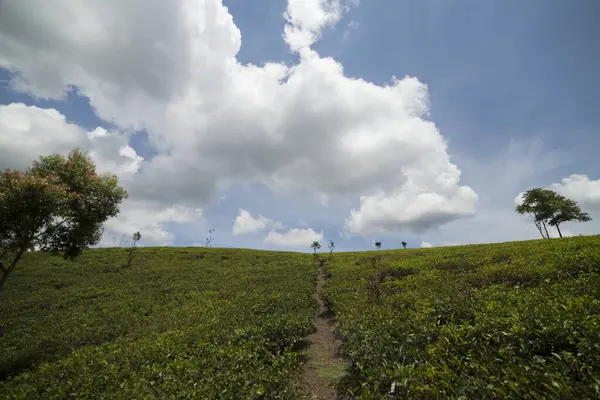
[299,259,348,399]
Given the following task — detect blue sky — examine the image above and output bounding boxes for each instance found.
[1,0,599,251]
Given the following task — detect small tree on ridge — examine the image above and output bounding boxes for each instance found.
[516,188,591,238]
[311,241,321,254]
[328,240,335,256]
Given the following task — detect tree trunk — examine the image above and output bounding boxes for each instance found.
[0,249,25,291]
[535,220,546,239]
[542,221,550,239]
[556,224,563,238]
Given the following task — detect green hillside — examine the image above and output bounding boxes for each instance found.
[2,236,600,399]
[325,236,600,398]
[0,248,316,399]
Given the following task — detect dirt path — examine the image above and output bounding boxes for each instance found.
[300,259,347,399]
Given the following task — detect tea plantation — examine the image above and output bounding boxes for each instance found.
[0,248,316,399]
[325,236,600,399]
[2,236,600,399]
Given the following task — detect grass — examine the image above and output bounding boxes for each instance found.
[1,236,600,399]
[312,361,348,382]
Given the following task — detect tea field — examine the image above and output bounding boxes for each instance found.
[2,237,600,399]
[324,236,600,399]
[0,248,316,399]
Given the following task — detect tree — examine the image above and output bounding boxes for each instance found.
[0,149,127,291]
[548,197,591,238]
[126,232,142,268]
[311,241,321,254]
[516,188,591,238]
[375,241,382,250]
[516,188,558,239]
[205,229,215,247]
[328,240,335,256]
[401,241,407,249]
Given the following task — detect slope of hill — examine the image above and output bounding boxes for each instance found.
[325,236,600,399]
[1,237,600,399]
[0,248,316,399]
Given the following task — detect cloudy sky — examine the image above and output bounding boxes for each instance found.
[0,0,599,251]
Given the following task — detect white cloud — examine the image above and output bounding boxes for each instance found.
[284,0,343,52]
[101,201,202,246]
[549,174,600,209]
[264,228,323,247]
[0,0,477,240]
[0,103,202,246]
[232,209,273,236]
[420,241,463,248]
[0,103,141,180]
[343,20,360,40]
[346,185,477,236]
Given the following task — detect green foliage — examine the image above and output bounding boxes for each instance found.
[0,247,316,399]
[516,188,591,239]
[0,149,127,290]
[401,241,407,249]
[547,197,591,238]
[374,242,382,250]
[324,236,600,399]
[311,241,321,254]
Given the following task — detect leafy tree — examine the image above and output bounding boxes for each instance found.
[516,188,591,238]
[548,197,591,238]
[311,241,321,254]
[0,149,127,291]
[375,241,382,250]
[328,240,335,256]
[401,241,407,249]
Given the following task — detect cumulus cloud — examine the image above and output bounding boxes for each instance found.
[264,228,323,247]
[0,0,476,239]
[284,0,344,52]
[102,201,202,246]
[232,209,274,236]
[549,174,600,209]
[0,103,141,180]
[346,184,477,236]
[0,103,202,245]
[515,174,600,212]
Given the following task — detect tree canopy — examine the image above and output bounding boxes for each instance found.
[311,241,321,254]
[0,149,127,290]
[516,188,591,238]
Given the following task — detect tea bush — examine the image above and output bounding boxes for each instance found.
[325,236,600,399]
[0,247,316,399]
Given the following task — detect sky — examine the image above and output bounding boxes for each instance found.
[0,0,599,252]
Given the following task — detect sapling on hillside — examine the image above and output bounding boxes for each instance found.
[375,241,382,250]
[311,241,321,255]
[328,240,335,256]
[126,232,141,268]
[205,229,215,247]
[401,241,407,249]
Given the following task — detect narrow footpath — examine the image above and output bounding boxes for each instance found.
[300,259,348,399]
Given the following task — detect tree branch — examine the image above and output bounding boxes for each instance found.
[32,218,70,241]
